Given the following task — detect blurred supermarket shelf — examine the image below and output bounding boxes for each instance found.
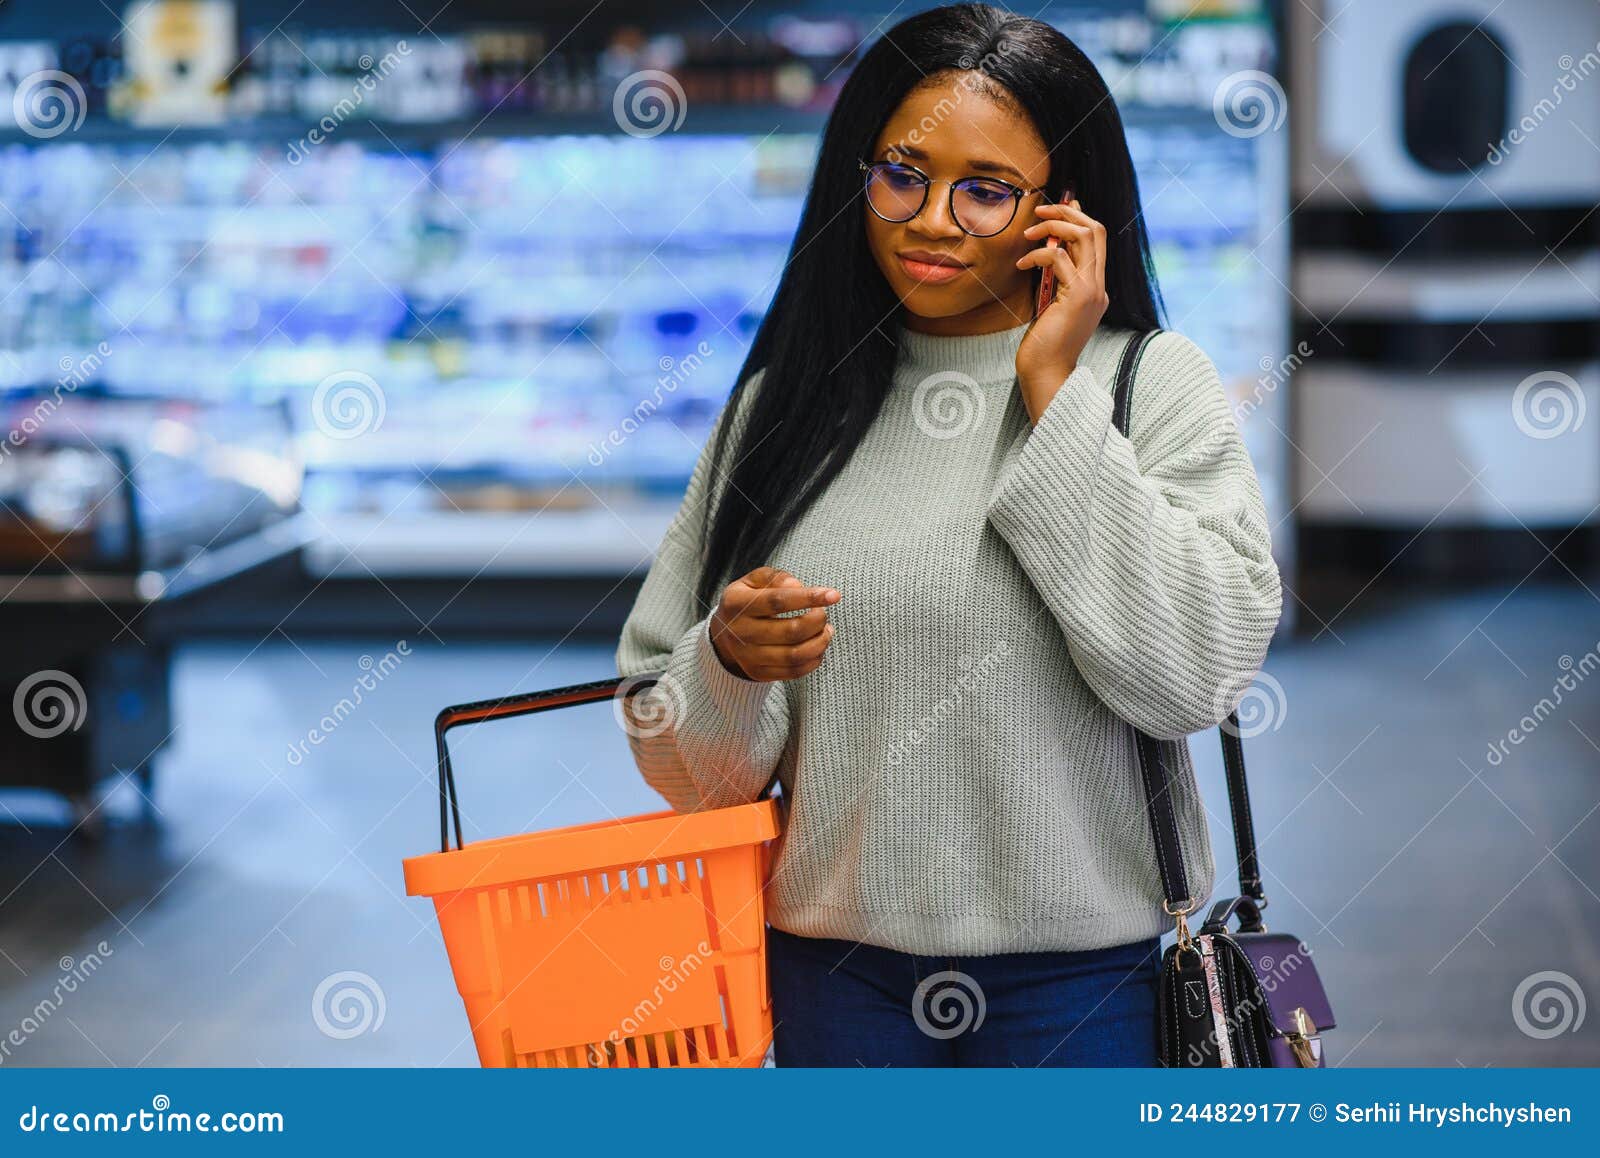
[0,3,1294,619]
[302,502,678,578]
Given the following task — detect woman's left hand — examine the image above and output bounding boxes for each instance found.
[1014,198,1109,423]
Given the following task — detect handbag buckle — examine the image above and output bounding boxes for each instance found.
[1164,896,1200,962]
[1285,1005,1321,1067]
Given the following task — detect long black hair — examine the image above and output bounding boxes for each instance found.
[693,2,1166,615]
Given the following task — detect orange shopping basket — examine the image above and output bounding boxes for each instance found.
[402,673,782,1068]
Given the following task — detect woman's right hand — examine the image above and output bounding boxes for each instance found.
[709,566,841,682]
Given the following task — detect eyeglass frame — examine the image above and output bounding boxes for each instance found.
[857,158,1050,237]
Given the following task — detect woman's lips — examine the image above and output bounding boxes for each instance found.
[897,252,969,284]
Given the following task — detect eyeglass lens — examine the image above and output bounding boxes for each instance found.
[863,163,1022,236]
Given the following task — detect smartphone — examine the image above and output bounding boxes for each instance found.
[1034,183,1077,318]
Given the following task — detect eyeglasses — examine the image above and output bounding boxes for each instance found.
[858,159,1047,238]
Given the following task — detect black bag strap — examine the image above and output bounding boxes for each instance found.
[1112,328,1266,914]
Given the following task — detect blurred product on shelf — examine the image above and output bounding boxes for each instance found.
[118,0,237,126]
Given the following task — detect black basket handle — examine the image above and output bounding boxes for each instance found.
[434,671,663,853]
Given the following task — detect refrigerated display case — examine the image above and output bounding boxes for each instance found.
[0,390,306,831]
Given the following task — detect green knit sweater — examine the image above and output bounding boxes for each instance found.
[616,318,1282,955]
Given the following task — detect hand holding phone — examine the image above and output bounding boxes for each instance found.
[1033,183,1077,318]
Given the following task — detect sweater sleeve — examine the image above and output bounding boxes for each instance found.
[615,368,791,812]
[985,330,1283,741]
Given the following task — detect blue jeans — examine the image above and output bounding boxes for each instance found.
[766,925,1161,1067]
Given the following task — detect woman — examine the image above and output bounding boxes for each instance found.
[616,3,1282,1067]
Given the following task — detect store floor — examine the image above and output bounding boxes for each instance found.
[1,581,1597,1067]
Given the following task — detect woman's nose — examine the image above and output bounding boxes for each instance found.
[905,188,963,239]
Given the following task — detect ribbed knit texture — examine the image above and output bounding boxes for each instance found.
[615,319,1283,955]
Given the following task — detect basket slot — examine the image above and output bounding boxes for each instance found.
[716,979,738,1057]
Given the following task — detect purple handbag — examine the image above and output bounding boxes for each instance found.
[1112,330,1337,1068]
